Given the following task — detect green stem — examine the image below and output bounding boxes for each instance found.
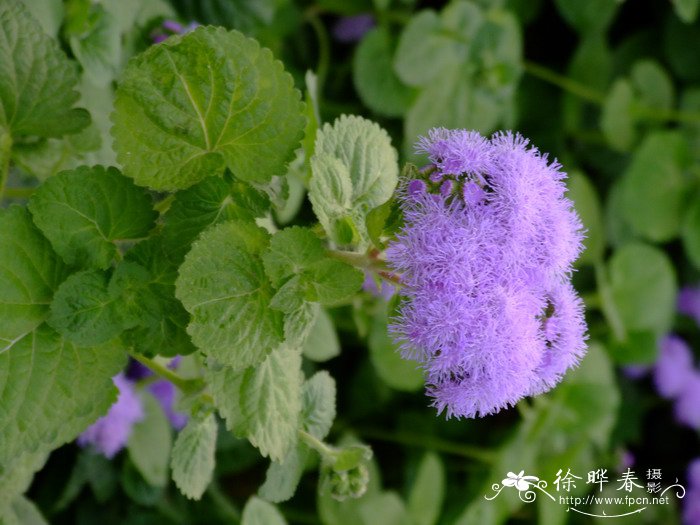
[207,481,241,523]
[524,60,700,124]
[0,131,13,200]
[327,250,372,269]
[594,261,626,342]
[306,12,330,106]
[3,186,34,199]
[299,429,335,458]
[354,427,496,463]
[128,350,203,394]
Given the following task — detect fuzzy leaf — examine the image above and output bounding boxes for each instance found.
[127,392,172,488]
[407,452,445,525]
[171,413,217,500]
[176,221,283,369]
[112,26,304,190]
[0,326,126,479]
[310,115,398,249]
[301,371,336,440]
[48,270,124,346]
[0,206,69,347]
[28,166,157,269]
[304,260,364,306]
[262,227,326,288]
[0,0,89,138]
[241,497,287,525]
[208,346,302,461]
[302,308,340,362]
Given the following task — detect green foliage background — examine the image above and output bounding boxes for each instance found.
[1,0,700,523]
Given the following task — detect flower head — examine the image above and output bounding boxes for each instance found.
[675,372,700,429]
[77,374,144,458]
[388,129,586,418]
[653,335,695,399]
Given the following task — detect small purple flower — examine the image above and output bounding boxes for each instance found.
[653,335,695,399]
[77,374,144,458]
[152,19,200,44]
[332,14,375,43]
[678,286,700,325]
[616,450,635,472]
[675,372,700,429]
[149,380,188,430]
[388,129,586,418]
[622,364,650,379]
[684,459,700,525]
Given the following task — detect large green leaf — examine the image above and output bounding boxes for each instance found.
[310,115,398,249]
[208,346,302,461]
[0,206,69,347]
[171,413,217,500]
[0,326,126,479]
[176,221,283,369]
[28,166,157,269]
[112,26,305,190]
[394,1,521,157]
[608,243,677,334]
[620,132,691,242]
[0,0,89,138]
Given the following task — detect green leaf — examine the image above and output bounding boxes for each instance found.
[368,302,423,392]
[302,308,340,362]
[310,115,398,249]
[600,79,636,152]
[241,497,287,525]
[20,0,63,37]
[176,221,283,369]
[631,60,674,112]
[682,194,700,270]
[553,0,620,33]
[48,270,124,346]
[112,26,304,190]
[67,4,121,86]
[353,27,414,118]
[282,300,319,349]
[358,492,410,525]
[28,166,157,269]
[127,392,172,488]
[0,206,69,346]
[208,346,302,461]
[259,445,311,504]
[568,171,604,265]
[407,452,445,525]
[608,330,658,365]
[0,0,89,138]
[620,132,690,242]
[672,0,700,23]
[395,2,521,157]
[259,371,336,503]
[1,496,49,525]
[162,176,269,260]
[0,452,47,512]
[121,238,195,358]
[608,243,677,334]
[171,413,217,500]
[0,326,126,478]
[304,260,364,306]
[301,371,337,440]
[262,227,326,287]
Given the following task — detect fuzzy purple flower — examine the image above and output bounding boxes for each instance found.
[678,286,700,325]
[77,374,144,458]
[653,335,695,399]
[125,358,188,429]
[388,129,586,418]
[675,371,700,429]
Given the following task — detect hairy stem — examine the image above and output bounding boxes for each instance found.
[0,131,12,200]
[127,350,203,394]
[298,429,335,458]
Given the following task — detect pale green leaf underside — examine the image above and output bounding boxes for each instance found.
[28,166,157,269]
[208,346,302,462]
[0,206,69,345]
[0,0,89,138]
[302,308,340,362]
[241,496,287,525]
[310,115,398,249]
[127,392,172,488]
[176,220,283,370]
[171,413,217,500]
[407,452,445,525]
[112,26,305,190]
[0,325,126,476]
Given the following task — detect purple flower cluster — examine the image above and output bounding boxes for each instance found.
[152,20,199,44]
[77,374,144,458]
[685,459,700,525]
[332,14,375,43]
[78,358,188,458]
[387,129,587,418]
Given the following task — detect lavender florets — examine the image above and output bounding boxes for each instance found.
[387,129,587,418]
